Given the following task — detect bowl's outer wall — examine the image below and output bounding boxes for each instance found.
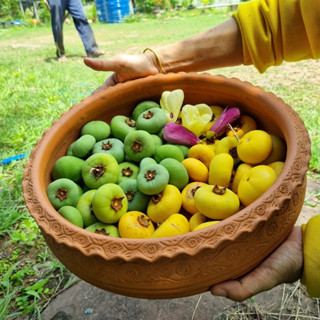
[23,73,311,299]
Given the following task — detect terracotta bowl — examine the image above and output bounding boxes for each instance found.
[23,73,310,299]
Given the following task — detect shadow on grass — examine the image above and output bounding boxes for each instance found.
[44,54,85,63]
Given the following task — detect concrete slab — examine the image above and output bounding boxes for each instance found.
[41,282,232,320]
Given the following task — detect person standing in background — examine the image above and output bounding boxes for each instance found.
[44,0,104,62]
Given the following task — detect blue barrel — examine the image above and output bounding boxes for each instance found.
[95,0,130,23]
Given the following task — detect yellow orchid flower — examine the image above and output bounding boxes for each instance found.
[160,89,184,123]
[181,104,212,137]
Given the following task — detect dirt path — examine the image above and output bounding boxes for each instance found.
[40,279,320,320]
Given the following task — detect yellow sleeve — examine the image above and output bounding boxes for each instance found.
[232,0,320,73]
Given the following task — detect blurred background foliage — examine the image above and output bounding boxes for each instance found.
[0,0,249,23]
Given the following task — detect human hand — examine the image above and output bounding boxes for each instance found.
[210,226,303,301]
[83,52,161,94]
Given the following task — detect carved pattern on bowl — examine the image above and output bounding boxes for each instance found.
[22,73,310,298]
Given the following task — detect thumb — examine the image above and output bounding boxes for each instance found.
[210,227,303,302]
[211,267,279,302]
[84,57,115,72]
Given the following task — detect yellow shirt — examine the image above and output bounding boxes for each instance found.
[233,0,320,72]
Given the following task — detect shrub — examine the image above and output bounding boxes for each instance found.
[135,0,180,13]
[0,0,22,20]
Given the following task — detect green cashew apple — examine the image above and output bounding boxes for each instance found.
[75,190,98,227]
[66,141,76,156]
[117,162,139,184]
[124,130,155,162]
[46,178,83,210]
[72,134,96,158]
[92,183,128,223]
[110,115,136,141]
[82,153,119,189]
[159,158,189,190]
[157,127,164,141]
[52,156,84,183]
[119,179,150,212]
[140,157,157,170]
[92,138,125,163]
[137,163,169,195]
[132,100,160,121]
[170,144,190,158]
[136,107,167,134]
[81,120,111,141]
[58,206,84,228]
[86,222,120,237]
[151,134,163,151]
[154,144,184,163]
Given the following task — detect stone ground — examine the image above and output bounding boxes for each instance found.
[41,178,320,320]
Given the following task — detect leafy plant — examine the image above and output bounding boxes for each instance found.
[135,0,180,13]
[10,218,39,246]
[0,0,21,20]
[200,0,215,5]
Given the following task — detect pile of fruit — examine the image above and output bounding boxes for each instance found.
[46,89,286,239]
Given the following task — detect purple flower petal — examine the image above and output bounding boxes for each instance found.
[163,123,200,146]
[209,107,241,137]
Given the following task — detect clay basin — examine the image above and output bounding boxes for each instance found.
[23,73,310,299]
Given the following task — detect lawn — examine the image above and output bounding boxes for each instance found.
[0,8,319,319]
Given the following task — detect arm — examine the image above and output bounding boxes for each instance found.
[84,0,320,88]
[83,18,243,92]
[154,18,243,73]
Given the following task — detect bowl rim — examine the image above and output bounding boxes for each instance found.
[22,72,311,263]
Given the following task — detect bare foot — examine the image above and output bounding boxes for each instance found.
[58,55,67,62]
[87,50,104,58]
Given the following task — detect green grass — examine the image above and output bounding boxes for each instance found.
[0,8,319,319]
